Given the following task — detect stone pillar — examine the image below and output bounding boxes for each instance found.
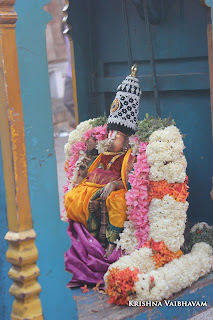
[0,1,43,319]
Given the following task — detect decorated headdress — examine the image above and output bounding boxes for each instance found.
[107,64,142,135]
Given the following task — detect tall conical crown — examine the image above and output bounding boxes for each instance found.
[107,64,142,135]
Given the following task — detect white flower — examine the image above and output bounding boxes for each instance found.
[149,125,184,145]
[146,126,187,183]
[148,195,188,252]
[105,247,155,284]
[129,136,140,156]
[76,119,93,132]
[147,126,184,162]
[149,156,187,183]
[96,139,108,154]
[134,243,212,301]
[64,119,93,160]
[116,221,139,254]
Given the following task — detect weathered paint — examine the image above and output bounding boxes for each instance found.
[68,0,213,225]
[14,0,78,319]
[0,1,43,318]
[5,229,43,320]
[0,139,13,320]
[0,20,32,233]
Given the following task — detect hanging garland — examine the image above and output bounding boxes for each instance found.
[61,116,212,304]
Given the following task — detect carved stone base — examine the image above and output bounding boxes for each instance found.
[5,229,43,320]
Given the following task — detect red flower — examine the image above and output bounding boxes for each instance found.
[80,284,90,294]
[143,239,183,269]
[106,267,139,305]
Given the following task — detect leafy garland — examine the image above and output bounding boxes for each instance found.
[183,223,213,253]
[136,114,176,142]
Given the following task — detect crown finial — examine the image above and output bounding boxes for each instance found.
[130,64,138,77]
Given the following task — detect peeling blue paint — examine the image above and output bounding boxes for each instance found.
[14,1,78,319]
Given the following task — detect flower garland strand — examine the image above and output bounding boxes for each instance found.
[147,177,189,203]
[125,142,150,248]
[143,238,183,268]
[134,243,212,302]
[105,125,202,304]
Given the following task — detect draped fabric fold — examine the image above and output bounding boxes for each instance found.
[65,221,121,287]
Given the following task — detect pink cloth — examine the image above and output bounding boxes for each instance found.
[65,221,121,287]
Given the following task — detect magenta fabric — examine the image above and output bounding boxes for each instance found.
[65,220,121,288]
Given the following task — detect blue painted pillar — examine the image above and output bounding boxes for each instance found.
[13,1,78,319]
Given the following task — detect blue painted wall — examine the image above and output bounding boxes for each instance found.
[69,0,213,225]
[13,1,78,319]
[0,140,13,320]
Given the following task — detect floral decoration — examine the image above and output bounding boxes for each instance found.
[143,238,183,268]
[147,177,189,203]
[105,267,139,305]
[125,142,150,249]
[61,116,212,304]
[134,243,212,302]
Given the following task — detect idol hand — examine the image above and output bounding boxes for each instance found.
[100,182,117,200]
[79,164,88,178]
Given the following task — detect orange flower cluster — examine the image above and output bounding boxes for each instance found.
[147,177,189,203]
[143,238,183,268]
[106,267,139,305]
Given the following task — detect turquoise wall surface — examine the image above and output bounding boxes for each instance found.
[12,1,78,319]
[69,0,213,225]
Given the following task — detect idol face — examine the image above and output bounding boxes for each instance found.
[85,136,96,151]
[107,130,126,152]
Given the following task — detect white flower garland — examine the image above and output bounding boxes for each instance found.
[149,156,187,183]
[116,220,140,255]
[148,195,188,252]
[135,243,212,301]
[105,125,213,303]
[104,247,155,282]
[64,119,93,160]
[146,126,187,183]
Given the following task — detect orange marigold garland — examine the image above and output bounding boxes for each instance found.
[147,176,189,203]
[106,267,139,305]
[143,238,183,268]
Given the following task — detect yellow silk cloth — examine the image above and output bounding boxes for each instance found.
[65,149,132,229]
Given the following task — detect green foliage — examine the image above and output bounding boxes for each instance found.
[89,114,176,140]
[90,113,108,127]
[136,115,176,141]
[189,225,213,248]
[182,225,213,254]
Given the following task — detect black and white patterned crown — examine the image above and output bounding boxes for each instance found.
[107,65,141,135]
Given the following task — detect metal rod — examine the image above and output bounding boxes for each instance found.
[143,0,161,117]
[121,0,133,69]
